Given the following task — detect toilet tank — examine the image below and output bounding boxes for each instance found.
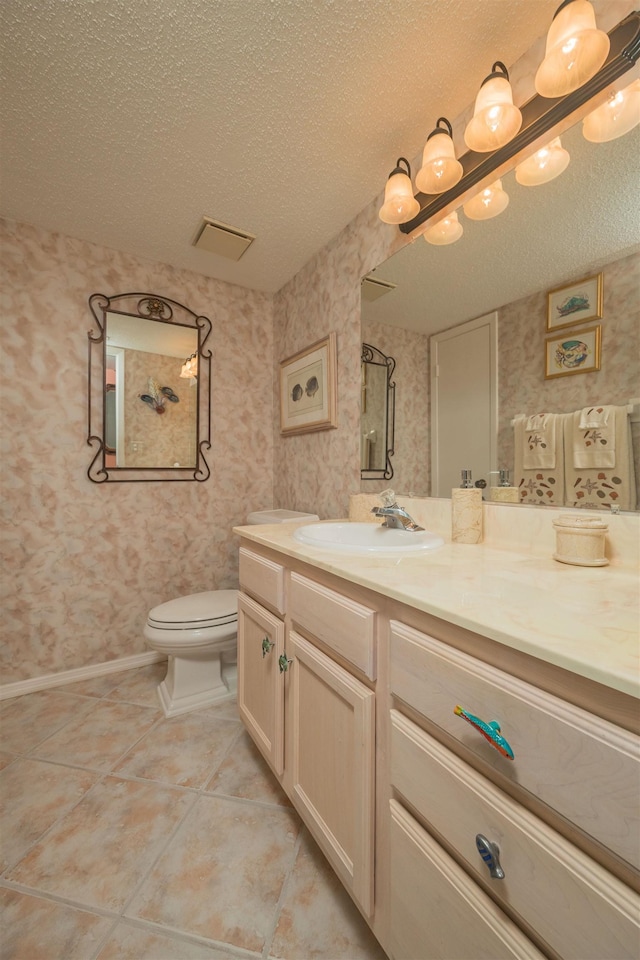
[247,509,319,524]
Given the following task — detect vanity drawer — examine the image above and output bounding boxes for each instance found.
[389,620,640,869]
[239,547,286,615]
[391,710,640,960]
[289,573,376,680]
[390,799,545,960]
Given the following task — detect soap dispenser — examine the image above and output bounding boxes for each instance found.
[489,469,519,503]
[451,469,483,543]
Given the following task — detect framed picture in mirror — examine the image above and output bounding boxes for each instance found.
[544,324,602,380]
[546,273,603,332]
[279,333,337,436]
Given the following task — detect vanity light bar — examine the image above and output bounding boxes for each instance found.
[398,11,640,236]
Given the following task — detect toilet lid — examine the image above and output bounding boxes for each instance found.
[147,589,238,629]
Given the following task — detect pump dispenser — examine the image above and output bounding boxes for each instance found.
[489,468,519,503]
[452,469,483,543]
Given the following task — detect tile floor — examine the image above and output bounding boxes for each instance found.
[0,664,388,960]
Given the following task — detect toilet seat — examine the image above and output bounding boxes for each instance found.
[147,589,238,630]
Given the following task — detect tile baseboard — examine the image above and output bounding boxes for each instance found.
[0,652,167,701]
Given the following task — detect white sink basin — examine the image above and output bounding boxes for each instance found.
[292,522,444,554]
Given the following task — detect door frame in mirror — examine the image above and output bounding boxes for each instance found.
[87,292,212,482]
[361,342,396,482]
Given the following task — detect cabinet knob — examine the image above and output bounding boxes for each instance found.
[261,636,275,658]
[278,653,293,673]
[475,834,505,879]
[454,705,514,759]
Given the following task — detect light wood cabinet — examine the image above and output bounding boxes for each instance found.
[237,591,285,775]
[288,629,375,915]
[390,800,545,960]
[238,548,377,917]
[237,538,640,959]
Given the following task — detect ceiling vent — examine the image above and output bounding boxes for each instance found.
[192,217,255,261]
[361,275,397,302]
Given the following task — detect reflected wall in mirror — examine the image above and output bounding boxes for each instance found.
[361,121,640,510]
[361,343,396,480]
[88,293,212,482]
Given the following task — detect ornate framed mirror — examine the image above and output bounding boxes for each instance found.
[87,293,212,482]
[361,342,395,481]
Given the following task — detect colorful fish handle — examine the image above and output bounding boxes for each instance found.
[454,705,514,759]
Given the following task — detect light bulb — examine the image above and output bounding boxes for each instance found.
[464,63,522,153]
[515,137,570,186]
[379,158,420,224]
[463,179,509,220]
[416,118,463,195]
[423,211,463,246]
[583,79,640,142]
[535,0,610,98]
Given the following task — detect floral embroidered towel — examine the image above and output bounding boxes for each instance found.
[514,415,565,506]
[564,408,636,511]
[573,405,616,468]
[522,413,558,469]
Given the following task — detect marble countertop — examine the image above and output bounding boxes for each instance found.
[234,521,640,699]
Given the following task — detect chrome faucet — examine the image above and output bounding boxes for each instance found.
[371,489,424,532]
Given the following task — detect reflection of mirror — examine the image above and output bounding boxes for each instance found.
[361,118,640,509]
[88,294,212,482]
[361,343,395,480]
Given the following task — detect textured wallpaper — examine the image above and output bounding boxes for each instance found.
[1,219,274,684]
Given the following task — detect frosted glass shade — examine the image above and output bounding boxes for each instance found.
[464,75,522,152]
[379,169,420,224]
[423,211,463,245]
[583,80,640,142]
[515,137,570,186]
[463,179,509,220]
[416,132,463,194]
[535,0,610,98]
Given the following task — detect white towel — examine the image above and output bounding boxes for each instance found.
[573,406,616,468]
[564,407,636,511]
[578,405,612,429]
[522,412,557,469]
[514,414,565,506]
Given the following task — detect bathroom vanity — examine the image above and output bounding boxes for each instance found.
[233,512,639,960]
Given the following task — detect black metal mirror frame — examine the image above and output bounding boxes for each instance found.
[87,292,212,482]
[361,342,396,481]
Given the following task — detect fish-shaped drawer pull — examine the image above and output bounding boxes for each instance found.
[454,705,514,759]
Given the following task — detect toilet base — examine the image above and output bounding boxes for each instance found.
[156,649,237,718]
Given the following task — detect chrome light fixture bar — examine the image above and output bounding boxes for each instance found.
[398,10,640,236]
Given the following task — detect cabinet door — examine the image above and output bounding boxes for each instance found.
[237,591,285,776]
[288,630,375,916]
[390,801,545,960]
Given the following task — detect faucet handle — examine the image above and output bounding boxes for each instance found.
[379,488,396,508]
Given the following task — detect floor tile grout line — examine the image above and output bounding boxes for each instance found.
[0,877,124,921]
[116,787,201,921]
[1,770,111,881]
[102,913,266,960]
[260,823,305,960]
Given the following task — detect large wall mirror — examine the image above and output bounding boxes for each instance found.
[88,293,212,482]
[361,115,640,511]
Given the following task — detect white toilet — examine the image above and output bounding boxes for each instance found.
[144,509,318,717]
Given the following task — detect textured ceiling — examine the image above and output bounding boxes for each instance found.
[1,0,561,293]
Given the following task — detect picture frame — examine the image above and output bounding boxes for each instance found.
[544,324,602,379]
[546,272,603,331]
[279,332,337,435]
